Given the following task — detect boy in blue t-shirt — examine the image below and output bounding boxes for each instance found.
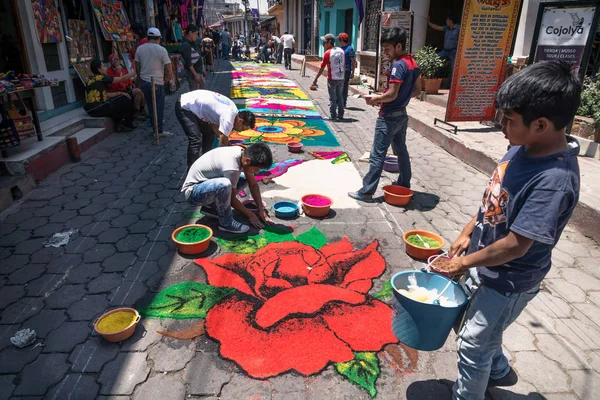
[443,60,582,400]
[348,27,421,201]
[337,32,356,108]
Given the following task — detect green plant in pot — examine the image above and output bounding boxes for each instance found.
[414,45,446,94]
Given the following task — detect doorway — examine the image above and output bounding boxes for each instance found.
[0,0,28,73]
[344,8,353,38]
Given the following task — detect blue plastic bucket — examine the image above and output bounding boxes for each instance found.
[390,270,468,351]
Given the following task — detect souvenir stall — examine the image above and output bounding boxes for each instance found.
[0,0,59,157]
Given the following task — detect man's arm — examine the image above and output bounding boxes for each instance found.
[368,81,401,105]
[312,66,326,86]
[448,212,477,257]
[412,77,422,98]
[244,169,271,223]
[428,17,445,32]
[210,124,229,147]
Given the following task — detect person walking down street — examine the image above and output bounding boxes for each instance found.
[135,27,173,137]
[311,33,346,120]
[84,60,136,132]
[105,53,146,120]
[348,27,421,201]
[338,32,357,109]
[441,60,582,400]
[272,34,283,64]
[176,89,256,168]
[281,30,295,70]
[428,13,460,71]
[221,28,231,60]
[212,28,221,59]
[180,24,206,91]
[181,143,273,234]
[201,33,215,73]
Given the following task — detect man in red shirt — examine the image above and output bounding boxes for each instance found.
[106,54,146,119]
[311,33,346,120]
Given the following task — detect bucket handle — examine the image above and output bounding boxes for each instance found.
[426,252,449,272]
[134,313,141,323]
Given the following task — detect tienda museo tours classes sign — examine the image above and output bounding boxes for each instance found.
[529,2,600,78]
[446,0,521,122]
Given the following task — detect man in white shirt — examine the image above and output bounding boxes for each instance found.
[135,27,173,136]
[311,33,346,120]
[271,35,283,64]
[176,89,256,168]
[281,30,295,70]
[181,144,273,234]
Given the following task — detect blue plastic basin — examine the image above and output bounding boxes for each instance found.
[273,201,298,218]
[390,270,468,351]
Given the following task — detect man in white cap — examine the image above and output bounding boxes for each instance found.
[135,27,173,136]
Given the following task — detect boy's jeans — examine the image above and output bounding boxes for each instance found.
[453,274,540,400]
[141,80,165,133]
[188,175,248,226]
[359,114,411,195]
[327,79,344,118]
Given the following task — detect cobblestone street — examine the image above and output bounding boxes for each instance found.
[1,59,600,399]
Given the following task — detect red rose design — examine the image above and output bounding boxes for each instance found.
[196,238,398,378]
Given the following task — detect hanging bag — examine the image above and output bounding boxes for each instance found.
[7,93,36,140]
[0,109,21,150]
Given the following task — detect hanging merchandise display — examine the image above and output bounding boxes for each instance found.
[31,0,63,44]
[0,110,20,150]
[90,0,134,41]
[8,94,36,141]
[67,20,96,63]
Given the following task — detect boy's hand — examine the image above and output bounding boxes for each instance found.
[448,233,471,257]
[259,210,274,225]
[443,257,469,277]
[248,213,264,229]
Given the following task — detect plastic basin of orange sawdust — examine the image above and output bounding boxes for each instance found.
[94,307,140,342]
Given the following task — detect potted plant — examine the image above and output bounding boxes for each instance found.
[414,46,446,94]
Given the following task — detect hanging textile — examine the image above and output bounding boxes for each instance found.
[90,0,134,41]
[179,0,191,29]
[192,0,205,28]
[31,0,63,44]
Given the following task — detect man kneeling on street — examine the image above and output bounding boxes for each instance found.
[181,143,273,234]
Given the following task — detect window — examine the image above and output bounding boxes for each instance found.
[51,81,68,108]
[363,0,382,52]
[42,44,61,71]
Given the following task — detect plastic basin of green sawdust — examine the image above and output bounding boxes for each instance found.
[172,224,213,255]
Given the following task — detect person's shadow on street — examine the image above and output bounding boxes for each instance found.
[406,379,548,400]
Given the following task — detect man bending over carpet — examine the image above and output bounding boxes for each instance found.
[181,143,273,234]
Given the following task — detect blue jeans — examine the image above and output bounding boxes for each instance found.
[141,80,165,133]
[327,80,344,118]
[453,273,540,400]
[222,44,230,59]
[188,175,248,226]
[439,48,457,72]
[359,115,411,194]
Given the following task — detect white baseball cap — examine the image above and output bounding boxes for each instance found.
[147,27,161,38]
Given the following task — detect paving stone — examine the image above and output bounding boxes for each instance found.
[104,185,128,194]
[148,340,195,372]
[13,237,45,255]
[561,268,600,291]
[219,374,274,399]
[43,321,90,353]
[76,189,103,199]
[46,284,86,309]
[0,254,29,274]
[0,375,15,400]
[19,217,48,231]
[132,372,186,400]
[89,273,123,293]
[431,351,458,381]
[0,325,21,352]
[26,273,61,296]
[122,203,148,215]
[13,354,69,396]
[69,337,120,373]
[47,373,100,400]
[554,318,600,351]
[535,333,589,370]
[31,222,65,238]
[63,215,95,229]
[110,214,139,228]
[80,221,112,237]
[136,241,170,261]
[531,291,572,319]
[503,322,537,352]
[109,280,148,306]
[8,263,45,284]
[0,339,43,372]
[128,220,157,234]
[67,294,109,320]
[0,298,43,324]
[0,285,25,309]
[29,245,65,264]
[66,263,103,284]
[513,352,569,392]
[94,209,122,222]
[80,202,111,216]
[147,225,175,242]
[116,235,147,252]
[99,352,150,395]
[96,228,129,245]
[65,236,97,254]
[124,261,159,283]
[545,279,586,303]
[83,244,116,263]
[48,209,78,223]
[120,319,163,351]
[102,252,138,272]
[23,309,66,338]
[63,198,92,210]
[568,369,600,400]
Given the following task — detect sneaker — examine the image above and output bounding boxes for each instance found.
[200,206,218,219]
[348,191,373,202]
[488,367,518,388]
[158,131,173,138]
[219,219,250,234]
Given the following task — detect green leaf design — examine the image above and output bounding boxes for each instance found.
[139,282,235,319]
[372,281,393,299]
[335,352,380,398]
[216,226,296,254]
[295,226,328,249]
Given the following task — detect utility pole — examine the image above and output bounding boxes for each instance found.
[242,0,250,47]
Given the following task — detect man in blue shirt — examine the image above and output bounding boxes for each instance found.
[337,32,356,109]
[442,61,582,400]
[348,27,421,201]
[428,14,460,70]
